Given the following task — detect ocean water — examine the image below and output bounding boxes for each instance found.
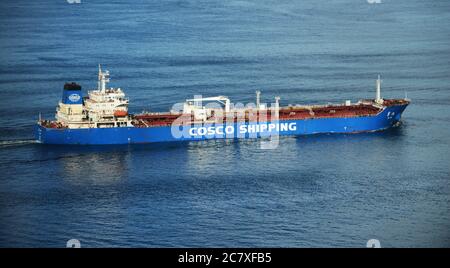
[0,0,449,247]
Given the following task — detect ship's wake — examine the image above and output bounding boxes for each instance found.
[0,139,38,148]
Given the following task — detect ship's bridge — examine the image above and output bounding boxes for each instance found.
[54,66,132,129]
[82,66,131,127]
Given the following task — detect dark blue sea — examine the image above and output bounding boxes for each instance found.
[0,0,449,247]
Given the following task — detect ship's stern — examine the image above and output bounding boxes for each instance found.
[34,123,63,144]
[34,123,45,143]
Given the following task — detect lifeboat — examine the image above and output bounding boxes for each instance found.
[114,110,128,117]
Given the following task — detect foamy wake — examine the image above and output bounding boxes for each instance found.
[0,139,38,147]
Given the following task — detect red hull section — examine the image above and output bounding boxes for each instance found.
[132,99,408,128]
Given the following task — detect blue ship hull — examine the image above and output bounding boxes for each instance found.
[35,104,408,145]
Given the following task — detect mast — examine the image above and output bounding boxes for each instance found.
[98,64,110,93]
[376,74,383,104]
[98,64,101,91]
[256,90,261,110]
[274,96,280,120]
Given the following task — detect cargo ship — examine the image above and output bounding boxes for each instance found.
[35,66,409,145]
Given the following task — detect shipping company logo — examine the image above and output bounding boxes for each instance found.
[170,95,290,149]
[187,123,296,137]
[68,94,81,103]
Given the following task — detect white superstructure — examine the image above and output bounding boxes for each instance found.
[180,93,280,122]
[55,66,132,129]
[182,96,231,121]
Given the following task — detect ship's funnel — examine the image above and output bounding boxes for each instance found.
[62,82,83,104]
